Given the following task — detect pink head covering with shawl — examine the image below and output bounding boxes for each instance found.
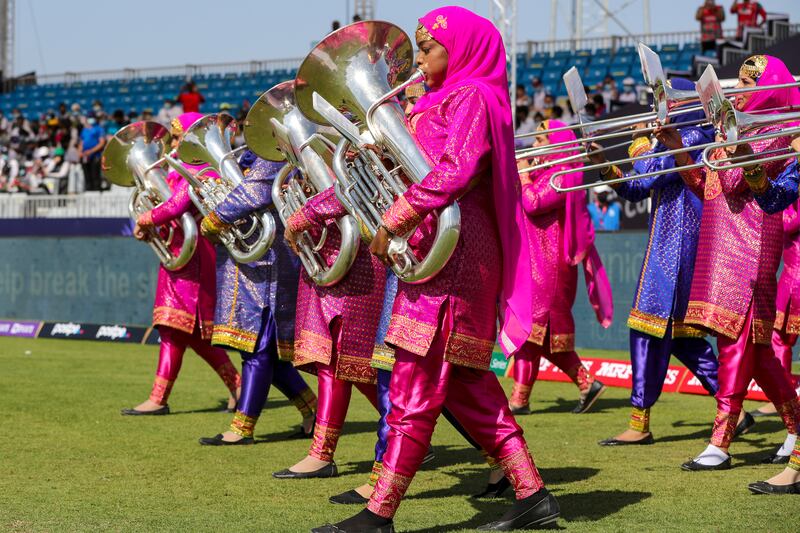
[740,55,800,114]
[540,120,613,328]
[412,6,533,355]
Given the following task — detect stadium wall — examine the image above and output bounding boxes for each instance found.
[0,232,646,351]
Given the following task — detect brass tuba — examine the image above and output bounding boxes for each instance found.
[244,80,359,286]
[102,121,198,270]
[294,20,461,284]
[169,113,276,263]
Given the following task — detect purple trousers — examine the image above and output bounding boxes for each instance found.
[630,323,719,409]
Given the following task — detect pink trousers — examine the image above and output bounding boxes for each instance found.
[711,309,799,448]
[150,325,240,405]
[771,328,797,372]
[367,312,544,519]
[308,359,378,462]
[511,337,595,406]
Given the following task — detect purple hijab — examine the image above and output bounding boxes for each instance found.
[413,6,533,356]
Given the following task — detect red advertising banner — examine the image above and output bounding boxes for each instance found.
[507,356,799,402]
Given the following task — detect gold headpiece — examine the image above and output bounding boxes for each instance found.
[740,55,768,81]
[170,117,184,136]
[416,23,434,42]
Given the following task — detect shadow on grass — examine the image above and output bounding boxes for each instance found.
[402,489,650,532]
[532,396,633,415]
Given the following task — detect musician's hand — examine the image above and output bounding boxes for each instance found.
[586,143,608,166]
[791,135,800,154]
[369,226,391,265]
[133,222,150,241]
[136,211,154,229]
[653,125,683,151]
[727,140,753,158]
[284,226,301,255]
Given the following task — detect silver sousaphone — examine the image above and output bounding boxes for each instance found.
[170,113,276,263]
[102,121,198,270]
[244,80,359,286]
[294,20,461,284]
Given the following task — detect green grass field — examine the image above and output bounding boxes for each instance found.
[0,337,797,532]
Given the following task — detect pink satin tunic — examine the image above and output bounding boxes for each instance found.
[776,200,800,334]
[679,127,789,344]
[148,171,217,339]
[519,163,578,352]
[287,187,385,384]
[381,85,501,371]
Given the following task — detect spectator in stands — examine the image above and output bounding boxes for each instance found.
[600,75,619,110]
[530,76,547,112]
[78,114,106,191]
[696,1,725,54]
[591,93,606,117]
[157,98,181,126]
[541,93,556,119]
[515,83,531,107]
[0,110,8,134]
[42,147,71,195]
[514,105,537,148]
[730,0,767,40]
[105,109,128,137]
[177,81,205,113]
[617,77,639,105]
[588,189,621,231]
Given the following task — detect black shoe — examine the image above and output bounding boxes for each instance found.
[290,419,315,439]
[421,446,435,465]
[312,509,394,533]
[573,380,606,414]
[734,412,756,437]
[273,461,338,479]
[478,488,560,530]
[472,476,511,499]
[198,433,254,446]
[761,446,791,465]
[681,456,732,471]
[598,433,655,446]
[329,489,370,505]
[510,404,531,415]
[747,480,800,495]
[121,405,170,416]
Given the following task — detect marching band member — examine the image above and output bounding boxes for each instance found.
[509,120,613,417]
[121,112,240,416]
[197,153,316,445]
[316,8,559,532]
[271,184,384,479]
[656,55,800,492]
[589,84,720,446]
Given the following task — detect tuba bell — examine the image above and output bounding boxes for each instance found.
[294,20,461,284]
[168,113,276,263]
[244,80,360,286]
[102,121,198,270]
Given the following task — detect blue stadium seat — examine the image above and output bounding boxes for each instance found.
[571,56,589,68]
[590,56,610,66]
[542,69,563,83]
[610,54,636,66]
[616,45,637,55]
[547,57,568,70]
[608,66,631,79]
[659,43,680,52]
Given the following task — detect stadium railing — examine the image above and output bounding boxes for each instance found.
[0,192,129,218]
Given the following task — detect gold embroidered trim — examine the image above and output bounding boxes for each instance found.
[287,207,315,234]
[685,301,746,342]
[371,344,396,371]
[149,376,174,405]
[551,333,575,353]
[277,340,295,361]
[527,322,547,345]
[385,315,437,357]
[170,117,184,136]
[153,306,195,334]
[627,309,669,338]
[382,195,422,237]
[445,331,495,371]
[629,406,651,433]
[201,211,228,236]
[230,411,258,438]
[212,325,258,353]
[628,137,652,159]
[367,465,414,519]
[416,23,434,42]
[309,421,341,462]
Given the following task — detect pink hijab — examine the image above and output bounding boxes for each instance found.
[740,55,800,114]
[413,6,533,356]
[170,111,218,178]
[540,120,613,328]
